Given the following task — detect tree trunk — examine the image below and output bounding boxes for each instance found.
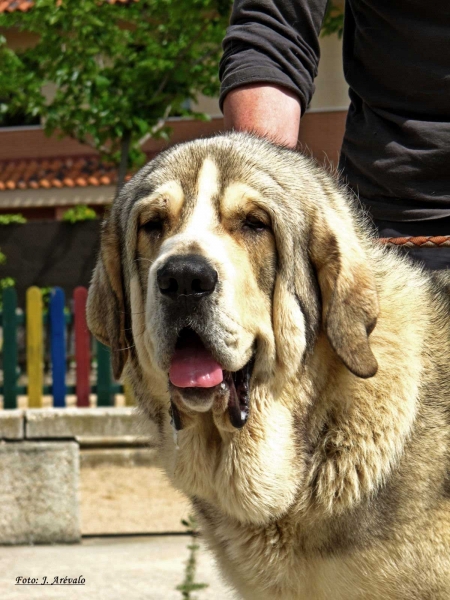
[116,130,131,196]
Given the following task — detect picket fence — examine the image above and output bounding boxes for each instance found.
[0,286,129,410]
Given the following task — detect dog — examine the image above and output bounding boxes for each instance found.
[87,133,450,599]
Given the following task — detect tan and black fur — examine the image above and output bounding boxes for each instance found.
[87,133,450,599]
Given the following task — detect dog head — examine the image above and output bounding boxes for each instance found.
[87,133,379,431]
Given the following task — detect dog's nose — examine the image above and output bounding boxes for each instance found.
[157,255,218,300]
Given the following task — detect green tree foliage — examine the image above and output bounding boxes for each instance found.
[0,0,232,190]
[0,34,43,126]
[62,204,97,223]
[0,214,27,225]
[321,1,344,38]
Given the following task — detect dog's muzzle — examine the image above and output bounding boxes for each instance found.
[156,254,253,430]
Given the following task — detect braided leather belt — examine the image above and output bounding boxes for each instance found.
[379,236,450,248]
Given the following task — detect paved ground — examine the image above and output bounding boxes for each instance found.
[80,458,191,535]
[0,535,236,600]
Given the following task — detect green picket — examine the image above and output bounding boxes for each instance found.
[0,286,123,409]
[97,342,113,406]
[3,287,18,409]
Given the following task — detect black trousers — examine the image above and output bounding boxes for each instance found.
[374,216,450,271]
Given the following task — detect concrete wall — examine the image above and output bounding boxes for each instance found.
[0,441,80,545]
[0,408,190,544]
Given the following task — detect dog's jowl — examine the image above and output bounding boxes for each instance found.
[88,133,450,600]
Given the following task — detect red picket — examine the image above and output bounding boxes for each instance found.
[74,287,90,407]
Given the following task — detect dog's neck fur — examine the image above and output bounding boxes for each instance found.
[132,249,428,524]
[128,247,450,600]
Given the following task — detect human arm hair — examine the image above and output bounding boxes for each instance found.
[223,83,301,148]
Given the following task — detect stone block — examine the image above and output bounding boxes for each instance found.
[0,410,24,440]
[80,446,158,469]
[0,441,80,544]
[25,407,157,445]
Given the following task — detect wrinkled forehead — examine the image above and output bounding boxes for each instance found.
[135,155,279,228]
[157,158,222,228]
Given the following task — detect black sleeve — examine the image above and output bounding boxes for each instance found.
[219,0,328,114]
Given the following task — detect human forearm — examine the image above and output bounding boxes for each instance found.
[223,84,301,148]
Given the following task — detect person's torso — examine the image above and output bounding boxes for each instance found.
[339,0,450,222]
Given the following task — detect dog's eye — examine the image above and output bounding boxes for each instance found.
[243,214,268,232]
[141,217,164,235]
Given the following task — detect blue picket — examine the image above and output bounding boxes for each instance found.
[49,287,66,407]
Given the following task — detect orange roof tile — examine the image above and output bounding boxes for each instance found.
[0,150,158,193]
[0,0,136,12]
[0,155,122,191]
[0,1,34,13]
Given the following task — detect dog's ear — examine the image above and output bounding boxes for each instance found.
[271,219,321,379]
[87,220,128,380]
[309,206,379,378]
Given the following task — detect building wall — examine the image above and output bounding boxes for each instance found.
[0,26,39,50]
[194,33,349,114]
[311,33,348,111]
[0,28,348,218]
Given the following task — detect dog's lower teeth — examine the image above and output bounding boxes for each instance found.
[225,371,250,429]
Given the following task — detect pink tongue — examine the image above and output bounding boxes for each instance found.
[169,345,223,388]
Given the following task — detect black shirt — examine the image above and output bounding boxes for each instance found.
[220,0,450,225]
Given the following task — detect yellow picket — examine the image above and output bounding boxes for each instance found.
[26,286,43,408]
[123,379,135,406]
